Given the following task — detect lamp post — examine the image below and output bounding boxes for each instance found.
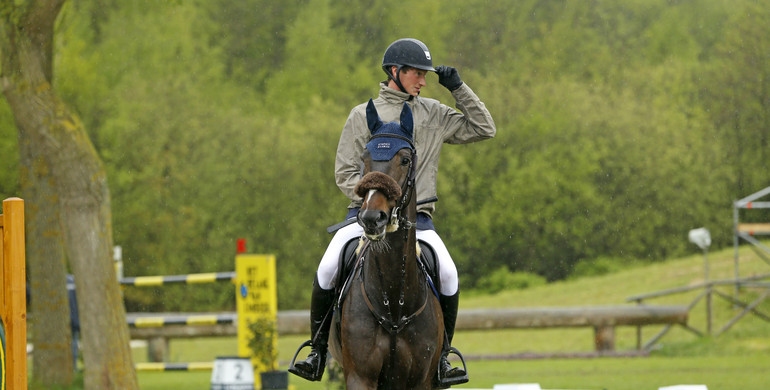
[688,227,712,334]
[688,228,711,280]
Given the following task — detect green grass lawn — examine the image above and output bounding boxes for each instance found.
[128,244,770,389]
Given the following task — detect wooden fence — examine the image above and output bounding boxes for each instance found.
[130,304,688,362]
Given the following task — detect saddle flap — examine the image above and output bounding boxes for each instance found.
[418,240,441,297]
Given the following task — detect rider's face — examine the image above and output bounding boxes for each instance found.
[391,67,427,96]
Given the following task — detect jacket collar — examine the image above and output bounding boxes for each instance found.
[379,82,417,104]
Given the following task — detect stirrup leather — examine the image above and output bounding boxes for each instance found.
[437,346,469,388]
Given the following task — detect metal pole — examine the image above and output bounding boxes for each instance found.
[704,248,712,335]
[733,202,740,302]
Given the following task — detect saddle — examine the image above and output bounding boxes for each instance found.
[332,237,442,346]
[335,237,441,307]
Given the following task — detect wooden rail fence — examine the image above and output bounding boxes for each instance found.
[129,304,688,362]
[627,273,770,340]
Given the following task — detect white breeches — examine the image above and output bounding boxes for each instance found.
[316,222,459,296]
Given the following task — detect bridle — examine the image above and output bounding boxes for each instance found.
[355,132,428,336]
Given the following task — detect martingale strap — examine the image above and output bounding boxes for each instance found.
[359,279,428,335]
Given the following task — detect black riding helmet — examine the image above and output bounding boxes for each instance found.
[382,38,436,94]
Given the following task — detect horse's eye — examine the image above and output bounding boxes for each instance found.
[401,156,411,166]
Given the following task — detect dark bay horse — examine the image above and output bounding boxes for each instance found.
[328,100,443,389]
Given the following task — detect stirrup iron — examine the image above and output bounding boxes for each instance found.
[288,340,326,381]
[437,346,469,388]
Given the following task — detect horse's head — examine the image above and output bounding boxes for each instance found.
[355,99,416,240]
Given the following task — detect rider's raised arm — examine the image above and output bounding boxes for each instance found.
[441,82,497,144]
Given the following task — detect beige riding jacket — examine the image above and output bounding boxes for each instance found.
[335,82,496,218]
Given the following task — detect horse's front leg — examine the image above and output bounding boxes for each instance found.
[345,372,378,390]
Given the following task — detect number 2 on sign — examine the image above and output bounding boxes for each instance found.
[234,362,242,381]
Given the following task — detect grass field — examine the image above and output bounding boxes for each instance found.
[134,353,769,390]
[47,244,770,389]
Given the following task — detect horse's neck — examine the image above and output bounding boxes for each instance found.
[365,200,423,311]
[371,225,417,276]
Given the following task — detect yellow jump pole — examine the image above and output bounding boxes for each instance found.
[1,198,27,390]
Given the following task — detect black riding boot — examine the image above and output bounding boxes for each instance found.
[288,276,335,381]
[438,292,468,387]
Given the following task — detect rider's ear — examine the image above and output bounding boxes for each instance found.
[366,99,383,133]
[399,102,413,138]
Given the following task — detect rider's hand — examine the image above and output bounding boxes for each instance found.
[435,65,463,91]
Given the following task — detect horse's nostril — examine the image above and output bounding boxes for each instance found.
[377,211,388,225]
[358,209,389,231]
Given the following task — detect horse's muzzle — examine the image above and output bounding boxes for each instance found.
[357,208,388,240]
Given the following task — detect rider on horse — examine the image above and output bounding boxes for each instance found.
[290,38,497,385]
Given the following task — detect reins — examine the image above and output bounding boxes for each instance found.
[355,141,427,336]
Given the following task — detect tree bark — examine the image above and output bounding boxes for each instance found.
[0,1,139,389]
[19,146,74,385]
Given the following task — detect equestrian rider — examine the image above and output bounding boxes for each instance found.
[290,38,496,385]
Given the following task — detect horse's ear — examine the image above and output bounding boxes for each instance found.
[366,99,382,134]
[399,102,413,138]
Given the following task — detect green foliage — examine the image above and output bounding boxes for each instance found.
[474,266,546,294]
[247,317,278,370]
[702,0,770,195]
[204,0,304,89]
[1,0,767,311]
[568,256,624,279]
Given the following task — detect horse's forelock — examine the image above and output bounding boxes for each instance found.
[354,171,402,201]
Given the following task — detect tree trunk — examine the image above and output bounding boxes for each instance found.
[19,146,74,385]
[0,1,139,389]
